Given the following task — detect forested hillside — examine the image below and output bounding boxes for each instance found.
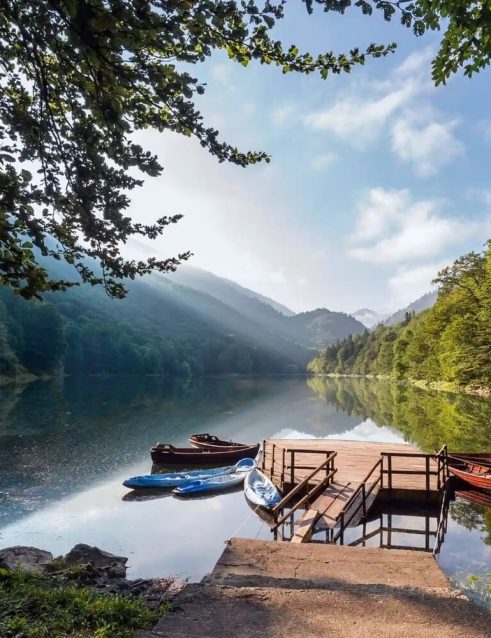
[308,241,491,391]
[0,262,365,382]
[168,266,364,348]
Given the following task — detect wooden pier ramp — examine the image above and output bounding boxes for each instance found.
[262,439,447,543]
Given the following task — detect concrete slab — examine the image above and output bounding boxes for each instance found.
[205,538,451,590]
[138,539,490,638]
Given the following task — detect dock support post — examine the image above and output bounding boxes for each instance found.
[425,456,430,494]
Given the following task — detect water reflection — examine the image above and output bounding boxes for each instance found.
[308,377,491,452]
[0,375,490,585]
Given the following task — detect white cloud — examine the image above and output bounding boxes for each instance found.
[301,47,463,175]
[350,188,410,243]
[272,103,297,126]
[387,261,446,308]
[391,116,464,176]
[311,153,337,171]
[349,188,483,264]
[303,82,417,143]
[210,63,234,85]
[393,47,435,79]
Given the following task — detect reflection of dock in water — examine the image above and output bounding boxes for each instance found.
[261,439,448,548]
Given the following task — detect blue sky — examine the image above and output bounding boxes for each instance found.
[126,5,491,314]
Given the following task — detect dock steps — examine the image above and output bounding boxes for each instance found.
[291,509,318,543]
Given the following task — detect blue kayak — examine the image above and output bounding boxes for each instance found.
[244,468,281,509]
[123,458,254,489]
[172,470,247,496]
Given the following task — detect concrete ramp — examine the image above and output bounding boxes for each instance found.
[138,539,491,638]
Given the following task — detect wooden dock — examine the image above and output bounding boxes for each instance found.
[262,439,447,543]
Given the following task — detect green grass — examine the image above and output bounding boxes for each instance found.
[0,567,168,637]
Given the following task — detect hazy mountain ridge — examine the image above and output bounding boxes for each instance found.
[383,291,438,326]
[352,308,387,328]
[166,266,366,349]
[0,259,367,379]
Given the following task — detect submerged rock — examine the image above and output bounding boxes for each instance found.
[0,546,54,573]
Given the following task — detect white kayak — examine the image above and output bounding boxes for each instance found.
[244,468,281,509]
[173,468,248,496]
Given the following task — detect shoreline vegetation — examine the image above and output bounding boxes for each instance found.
[0,545,175,638]
[309,373,491,399]
[308,243,491,398]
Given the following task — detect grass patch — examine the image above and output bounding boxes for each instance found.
[0,567,168,637]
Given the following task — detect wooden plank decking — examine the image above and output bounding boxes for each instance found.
[264,439,440,492]
[263,439,444,542]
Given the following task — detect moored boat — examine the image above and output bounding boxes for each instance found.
[123,458,253,489]
[173,458,255,496]
[150,442,260,466]
[448,452,491,491]
[244,467,281,509]
[189,433,249,450]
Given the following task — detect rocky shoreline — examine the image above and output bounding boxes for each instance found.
[0,543,182,604]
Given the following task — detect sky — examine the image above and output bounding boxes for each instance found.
[124,5,491,314]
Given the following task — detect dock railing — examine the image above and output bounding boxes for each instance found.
[332,458,382,544]
[270,451,337,534]
[433,484,450,555]
[381,445,448,493]
[262,440,336,485]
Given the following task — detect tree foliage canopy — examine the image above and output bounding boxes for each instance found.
[0,1,489,299]
[308,240,491,389]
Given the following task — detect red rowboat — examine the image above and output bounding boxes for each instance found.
[151,443,260,466]
[448,452,491,491]
[189,433,249,450]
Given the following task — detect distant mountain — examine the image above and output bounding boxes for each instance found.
[352,308,387,329]
[167,265,295,328]
[383,291,438,326]
[165,266,365,349]
[0,259,367,381]
[280,309,366,349]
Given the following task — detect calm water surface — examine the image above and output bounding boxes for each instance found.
[0,376,490,590]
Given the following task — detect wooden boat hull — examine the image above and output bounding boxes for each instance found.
[448,465,491,491]
[454,489,491,509]
[151,443,260,466]
[244,468,281,509]
[448,452,491,466]
[188,433,249,450]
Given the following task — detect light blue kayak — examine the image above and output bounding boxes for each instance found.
[172,458,255,496]
[244,468,281,509]
[123,458,254,490]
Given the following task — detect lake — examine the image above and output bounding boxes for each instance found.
[1,375,490,597]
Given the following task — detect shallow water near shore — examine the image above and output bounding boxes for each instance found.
[0,376,490,586]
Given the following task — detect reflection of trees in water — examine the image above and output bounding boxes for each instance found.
[0,376,279,526]
[450,499,491,545]
[307,377,491,452]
